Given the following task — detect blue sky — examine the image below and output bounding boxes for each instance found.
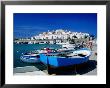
[14,13,97,38]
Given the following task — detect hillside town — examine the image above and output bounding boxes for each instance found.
[32,29,90,40]
[14,29,95,45]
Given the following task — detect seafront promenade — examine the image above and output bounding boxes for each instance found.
[14,37,92,45]
[14,39,67,44]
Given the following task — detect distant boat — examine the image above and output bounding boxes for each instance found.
[56,42,70,45]
[57,42,76,51]
[39,48,91,67]
[28,41,33,44]
[20,51,40,63]
[61,43,75,50]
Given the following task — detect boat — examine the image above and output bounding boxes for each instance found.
[57,42,76,52]
[20,51,40,63]
[37,48,57,54]
[62,43,75,49]
[56,42,69,45]
[39,48,91,67]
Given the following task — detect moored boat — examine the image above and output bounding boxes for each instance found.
[39,48,91,67]
[37,48,57,54]
[20,51,40,63]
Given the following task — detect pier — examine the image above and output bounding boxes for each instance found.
[14,38,90,44]
[14,39,66,44]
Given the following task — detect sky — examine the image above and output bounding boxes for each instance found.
[14,13,97,38]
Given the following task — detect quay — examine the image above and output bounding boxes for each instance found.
[13,66,47,75]
[14,38,91,44]
[14,39,67,44]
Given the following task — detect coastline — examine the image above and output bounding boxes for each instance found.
[13,44,97,75]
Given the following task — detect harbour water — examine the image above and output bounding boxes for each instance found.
[14,44,61,68]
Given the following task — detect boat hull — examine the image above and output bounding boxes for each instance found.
[39,53,90,68]
[20,56,40,63]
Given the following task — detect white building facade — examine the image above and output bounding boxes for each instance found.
[32,29,90,40]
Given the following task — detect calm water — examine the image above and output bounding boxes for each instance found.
[14,44,61,68]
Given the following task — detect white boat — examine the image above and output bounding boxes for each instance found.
[62,43,75,49]
[56,42,70,45]
[57,42,76,51]
[67,48,91,57]
[20,52,40,63]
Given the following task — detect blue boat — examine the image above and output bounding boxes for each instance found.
[39,48,91,67]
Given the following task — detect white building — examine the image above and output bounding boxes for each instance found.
[32,29,90,40]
